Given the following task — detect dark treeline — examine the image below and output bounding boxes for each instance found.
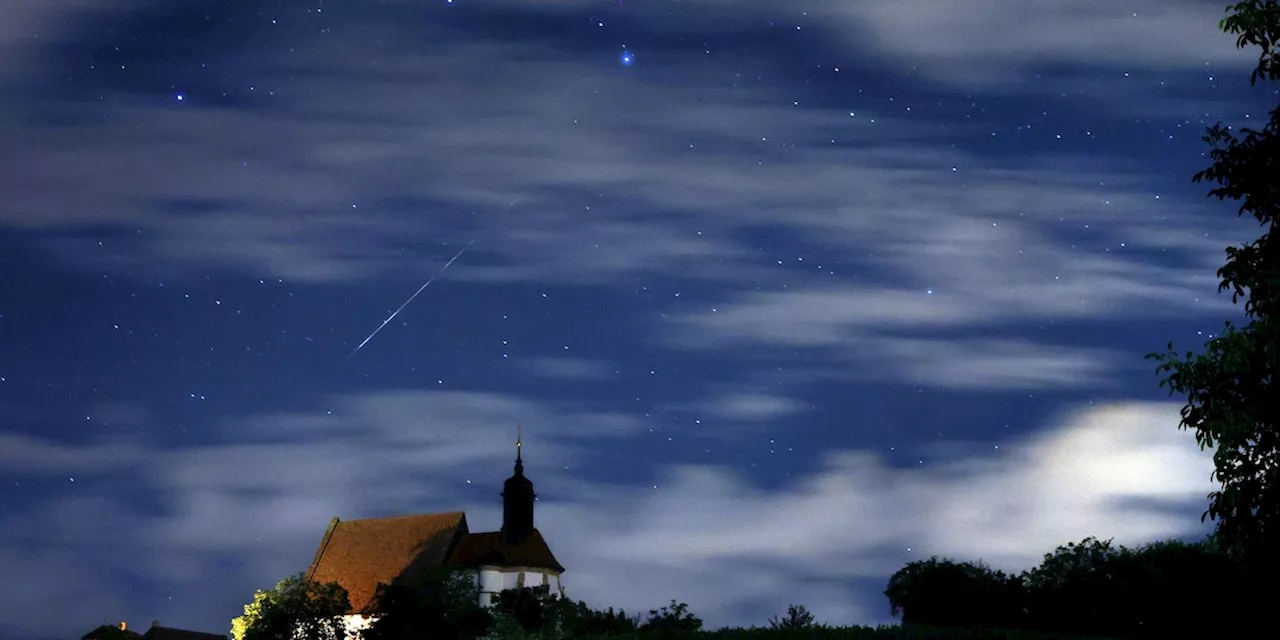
[229,530,1263,640]
[884,533,1264,639]
[231,568,1148,640]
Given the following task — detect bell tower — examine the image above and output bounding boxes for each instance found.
[501,424,535,545]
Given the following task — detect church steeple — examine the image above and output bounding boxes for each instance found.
[502,423,535,545]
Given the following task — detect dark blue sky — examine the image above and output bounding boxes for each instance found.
[0,0,1274,636]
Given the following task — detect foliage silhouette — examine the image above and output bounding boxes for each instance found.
[492,586,640,638]
[230,573,350,640]
[1118,538,1250,638]
[1147,0,1280,578]
[359,571,492,640]
[223,568,1160,640]
[638,601,703,640]
[492,585,553,634]
[884,557,1024,630]
[1220,1,1280,85]
[766,605,817,631]
[81,624,143,640]
[552,598,639,637]
[885,535,1254,639]
[1019,537,1129,637]
[697,629,1115,640]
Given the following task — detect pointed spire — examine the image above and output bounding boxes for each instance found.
[503,422,535,545]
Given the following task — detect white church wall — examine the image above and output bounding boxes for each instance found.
[340,614,375,640]
[473,566,565,607]
[477,567,503,606]
[292,614,374,640]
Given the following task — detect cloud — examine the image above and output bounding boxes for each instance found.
[825,0,1257,87]
[696,391,809,422]
[537,401,1213,625]
[0,0,105,57]
[0,395,1215,635]
[0,3,1254,428]
[661,272,1218,391]
[518,357,616,381]
[478,0,1256,80]
[0,433,149,474]
[871,338,1123,390]
[1,0,1254,300]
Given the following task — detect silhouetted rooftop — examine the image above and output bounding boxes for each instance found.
[305,511,469,613]
[82,625,142,640]
[448,529,564,573]
[142,627,227,640]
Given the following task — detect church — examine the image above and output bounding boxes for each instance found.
[304,437,564,633]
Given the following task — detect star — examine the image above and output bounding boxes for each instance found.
[620,50,634,66]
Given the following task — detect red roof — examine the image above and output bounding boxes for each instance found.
[305,512,469,613]
[448,529,564,573]
[82,625,142,640]
[142,627,227,640]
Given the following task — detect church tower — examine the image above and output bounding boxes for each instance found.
[306,424,565,618]
[501,427,535,546]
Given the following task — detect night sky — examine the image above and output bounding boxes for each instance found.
[1,0,1276,637]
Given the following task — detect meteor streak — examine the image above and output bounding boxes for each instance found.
[347,238,476,359]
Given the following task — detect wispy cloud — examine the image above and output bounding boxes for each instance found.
[0,396,1214,635]
[539,401,1214,624]
[474,0,1256,80]
[695,391,809,422]
[662,271,1219,391]
[0,1,1253,297]
[825,0,1256,87]
[518,357,616,381]
[870,338,1122,390]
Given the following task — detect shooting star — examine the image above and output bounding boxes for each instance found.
[347,238,476,359]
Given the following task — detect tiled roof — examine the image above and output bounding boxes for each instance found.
[305,511,469,613]
[82,625,143,640]
[447,529,564,573]
[141,627,226,640]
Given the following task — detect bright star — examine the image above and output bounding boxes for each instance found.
[175,93,185,102]
[620,50,634,66]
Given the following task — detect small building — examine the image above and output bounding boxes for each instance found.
[83,621,225,640]
[81,622,142,640]
[304,438,564,633]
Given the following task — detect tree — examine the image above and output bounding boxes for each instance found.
[1019,538,1137,638]
[638,601,702,639]
[359,571,491,640]
[1017,536,1260,639]
[1147,0,1280,571]
[1220,0,1280,85]
[486,589,641,640]
[884,557,1024,630]
[883,537,1256,639]
[231,574,351,640]
[767,604,817,630]
[1119,538,1251,638]
[546,596,639,637]
[492,585,551,634]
